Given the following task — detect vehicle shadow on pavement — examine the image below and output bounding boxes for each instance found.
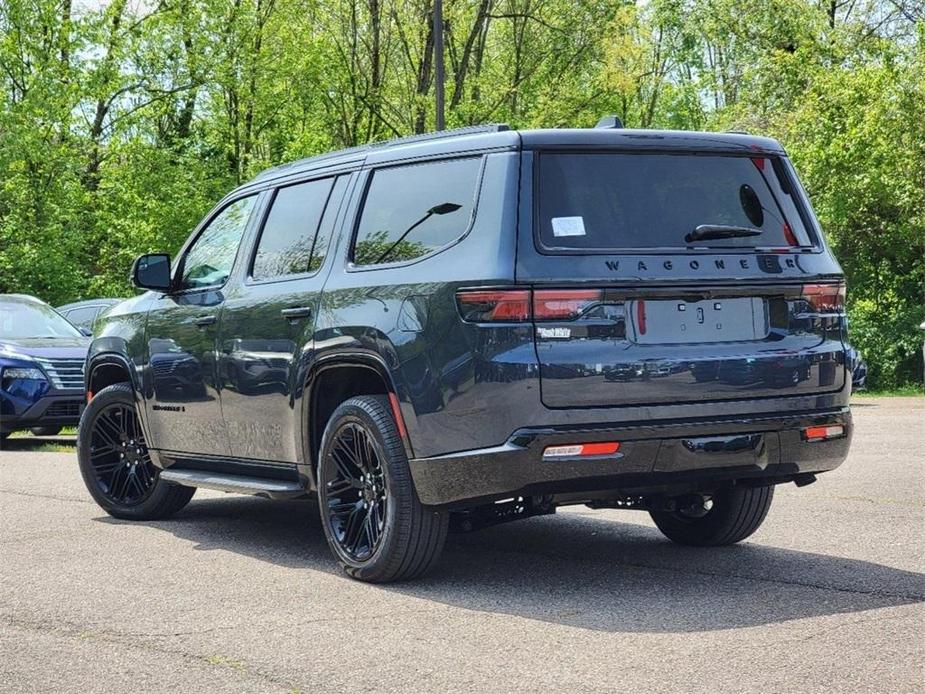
[98,495,925,634]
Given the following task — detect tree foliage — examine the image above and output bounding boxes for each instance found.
[0,0,921,387]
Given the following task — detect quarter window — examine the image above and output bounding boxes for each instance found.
[352,157,481,266]
[252,178,336,280]
[180,196,257,290]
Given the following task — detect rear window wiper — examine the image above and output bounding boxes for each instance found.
[685,225,763,243]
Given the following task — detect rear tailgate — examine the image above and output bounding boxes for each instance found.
[517,145,848,410]
[531,280,846,408]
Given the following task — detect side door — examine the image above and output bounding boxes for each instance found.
[144,194,259,457]
[218,174,352,462]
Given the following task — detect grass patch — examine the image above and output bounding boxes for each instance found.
[0,440,75,453]
[3,428,77,452]
[203,655,247,671]
[854,385,924,397]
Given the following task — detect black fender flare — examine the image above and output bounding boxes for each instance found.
[299,350,412,489]
[85,347,162,468]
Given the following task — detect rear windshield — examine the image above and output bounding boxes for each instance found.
[537,153,813,251]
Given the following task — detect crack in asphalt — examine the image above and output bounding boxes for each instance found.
[0,615,296,691]
[0,488,93,504]
[0,606,442,690]
[726,611,917,657]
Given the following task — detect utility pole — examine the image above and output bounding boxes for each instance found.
[433,0,445,130]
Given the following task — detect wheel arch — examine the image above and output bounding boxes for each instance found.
[84,351,161,466]
[301,352,412,487]
[86,352,138,397]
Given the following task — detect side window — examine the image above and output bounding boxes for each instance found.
[352,157,482,266]
[180,195,256,290]
[63,306,97,328]
[308,175,349,273]
[251,178,335,280]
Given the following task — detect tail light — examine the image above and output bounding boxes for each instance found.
[533,289,602,320]
[801,282,846,312]
[457,288,602,323]
[456,290,531,322]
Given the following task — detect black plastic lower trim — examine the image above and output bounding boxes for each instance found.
[159,452,302,482]
[409,408,852,507]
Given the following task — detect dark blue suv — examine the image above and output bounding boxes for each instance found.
[1,294,89,439]
[77,123,852,582]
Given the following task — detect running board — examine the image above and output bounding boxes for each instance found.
[159,469,307,500]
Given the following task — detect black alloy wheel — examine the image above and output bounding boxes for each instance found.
[77,383,194,519]
[324,422,388,561]
[87,401,157,505]
[317,396,448,583]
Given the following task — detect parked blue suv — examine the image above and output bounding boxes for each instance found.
[77,122,853,582]
[1,295,89,439]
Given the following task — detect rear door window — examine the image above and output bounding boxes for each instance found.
[251,177,336,280]
[537,153,812,252]
[352,157,482,266]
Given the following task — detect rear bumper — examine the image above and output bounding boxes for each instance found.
[409,408,852,507]
[0,394,85,433]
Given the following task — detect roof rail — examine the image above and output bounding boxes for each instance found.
[255,123,510,181]
[368,123,510,150]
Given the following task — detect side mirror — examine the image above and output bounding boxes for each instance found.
[79,327,93,337]
[132,253,172,291]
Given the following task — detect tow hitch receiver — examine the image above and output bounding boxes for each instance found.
[450,495,556,532]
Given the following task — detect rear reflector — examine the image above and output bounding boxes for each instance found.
[387,392,408,440]
[802,425,845,442]
[801,282,846,312]
[543,441,621,459]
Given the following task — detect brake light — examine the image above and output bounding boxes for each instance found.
[533,289,602,321]
[543,441,621,459]
[802,425,845,442]
[782,222,798,246]
[456,289,531,322]
[801,282,846,312]
[636,299,647,335]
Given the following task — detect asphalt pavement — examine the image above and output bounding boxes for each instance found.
[1,396,923,692]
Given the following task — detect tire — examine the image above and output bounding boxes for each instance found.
[317,395,448,583]
[649,485,774,547]
[77,383,194,520]
[30,426,62,436]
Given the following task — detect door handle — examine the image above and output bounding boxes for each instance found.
[194,315,217,327]
[281,306,313,321]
